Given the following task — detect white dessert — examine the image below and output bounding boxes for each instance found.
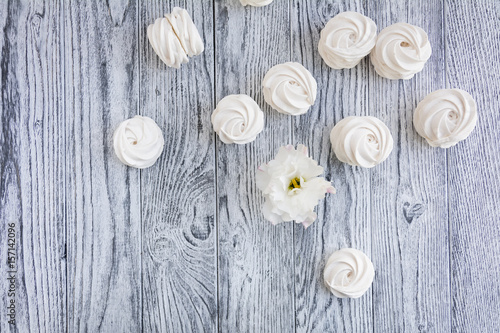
[211,94,264,144]
[324,248,375,298]
[370,22,432,79]
[165,7,204,57]
[262,62,317,116]
[413,89,477,148]
[240,0,273,7]
[330,116,393,168]
[113,116,164,169]
[318,12,377,69]
[147,7,204,68]
[147,17,187,68]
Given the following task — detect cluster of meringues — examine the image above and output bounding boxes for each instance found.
[321,12,478,167]
[110,7,479,300]
[112,8,477,170]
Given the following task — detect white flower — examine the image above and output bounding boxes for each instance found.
[256,144,336,228]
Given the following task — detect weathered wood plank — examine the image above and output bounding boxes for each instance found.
[139,1,217,331]
[2,1,500,331]
[445,1,500,331]
[367,0,451,332]
[290,1,373,332]
[214,1,295,332]
[64,0,142,331]
[0,0,66,331]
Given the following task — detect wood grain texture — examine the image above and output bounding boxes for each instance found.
[0,0,66,332]
[214,1,295,332]
[64,0,142,331]
[291,1,372,332]
[367,0,451,332]
[446,1,500,331]
[1,0,500,331]
[139,1,217,332]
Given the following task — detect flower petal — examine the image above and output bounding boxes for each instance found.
[256,144,335,227]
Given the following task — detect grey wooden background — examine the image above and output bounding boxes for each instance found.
[1,0,499,332]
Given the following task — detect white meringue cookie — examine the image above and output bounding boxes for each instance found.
[370,22,432,79]
[240,0,273,7]
[318,12,377,69]
[147,8,203,68]
[262,62,317,116]
[113,116,164,169]
[165,7,204,57]
[324,248,375,298]
[211,94,265,144]
[413,89,477,148]
[330,116,393,168]
[147,17,187,68]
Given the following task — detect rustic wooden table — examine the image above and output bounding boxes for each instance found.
[1,0,499,332]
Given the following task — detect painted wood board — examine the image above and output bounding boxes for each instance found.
[0,1,66,332]
[64,0,142,331]
[0,0,499,332]
[367,1,451,332]
[291,1,373,332]
[446,0,500,331]
[139,0,217,331]
[214,1,295,332]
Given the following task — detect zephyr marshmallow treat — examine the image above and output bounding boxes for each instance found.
[413,89,477,148]
[262,62,317,116]
[147,7,204,68]
[318,12,377,69]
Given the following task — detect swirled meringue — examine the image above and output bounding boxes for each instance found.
[318,12,377,69]
[147,8,204,68]
[113,116,164,169]
[165,7,204,57]
[211,94,264,144]
[240,0,273,7]
[330,116,393,168]
[413,89,477,148]
[324,248,375,298]
[147,17,187,68]
[262,62,317,116]
[370,23,432,79]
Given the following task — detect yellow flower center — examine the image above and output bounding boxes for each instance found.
[289,177,301,190]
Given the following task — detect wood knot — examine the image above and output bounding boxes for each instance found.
[190,216,212,241]
[148,235,179,263]
[403,202,425,223]
[34,119,42,137]
[30,13,43,36]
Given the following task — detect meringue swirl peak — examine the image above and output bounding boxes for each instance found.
[370,22,432,79]
[318,11,377,69]
[324,248,375,298]
[211,94,265,144]
[413,89,477,148]
[262,62,317,116]
[330,116,393,168]
[113,116,164,169]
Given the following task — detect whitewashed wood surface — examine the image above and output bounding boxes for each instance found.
[1,0,499,332]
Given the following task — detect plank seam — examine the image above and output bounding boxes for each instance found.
[443,0,453,330]
[288,1,297,333]
[62,0,68,331]
[213,1,220,332]
[137,0,143,332]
